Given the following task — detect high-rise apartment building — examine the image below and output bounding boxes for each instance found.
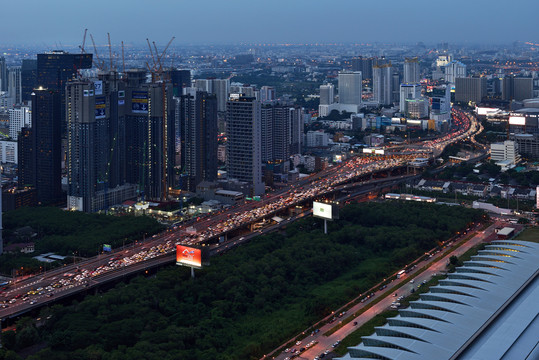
[373,63,393,105]
[179,89,218,192]
[226,95,264,196]
[8,106,31,140]
[259,86,276,103]
[445,61,466,84]
[403,57,420,83]
[338,71,362,106]
[351,57,373,80]
[455,77,487,104]
[212,79,230,112]
[399,83,421,112]
[0,57,7,91]
[319,84,335,105]
[8,66,22,105]
[260,103,303,164]
[502,77,533,101]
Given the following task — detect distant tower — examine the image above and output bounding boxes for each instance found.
[338,71,362,106]
[403,57,420,83]
[373,63,393,105]
[0,56,7,91]
[8,66,22,105]
[319,84,335,105]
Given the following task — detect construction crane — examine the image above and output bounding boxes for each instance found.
[90,34,106,71]
[121,41,126,74]
[107,32,114,71]
[80,29,87,54]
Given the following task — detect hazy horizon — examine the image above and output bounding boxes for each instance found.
[0,0,536,47]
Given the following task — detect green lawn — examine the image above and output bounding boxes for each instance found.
[514,227,539,243]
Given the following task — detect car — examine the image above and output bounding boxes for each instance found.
[353,321,358,326]
[284,348,290,353]
[409,279,414,284]
[296,340,302,346]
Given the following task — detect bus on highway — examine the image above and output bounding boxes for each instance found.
[396,270,406,279]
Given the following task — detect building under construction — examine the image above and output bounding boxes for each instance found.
[66,36,177,212]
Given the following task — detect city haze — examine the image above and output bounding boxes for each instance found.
[0,0,537,46]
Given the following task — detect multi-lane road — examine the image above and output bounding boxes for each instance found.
[1,108,481,323]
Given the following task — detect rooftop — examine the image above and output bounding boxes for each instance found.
[336,240,539,360]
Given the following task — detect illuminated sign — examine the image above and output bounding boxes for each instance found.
[103,244,112,252]
[132,91,148,113]
[313,201,338,220]
[176,245,202,268]
[95,96,106,119]
[509,116,526,126]
[94,80,103,95]
[476,107,499,116]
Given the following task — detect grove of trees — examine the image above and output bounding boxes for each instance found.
[2,202,483,360]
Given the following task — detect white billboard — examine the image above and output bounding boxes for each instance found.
[476,107,499,116]
[313,201,333,220]
[509,116,526,126]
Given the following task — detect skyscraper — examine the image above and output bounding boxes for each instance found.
[226,95,264,196]
[455,77,487,104]
[21,59,37,102]
[0,56,7,91]
[18,127,34,189]
[319,84,335,105]
[125,83,176,201]
[8,106,31,140]
[351,57,373,80]
[37,51,93,133]
[445,61,466,84]
[403,57,420,83]
[373,63,393,105]
[399,83,421,113]
[502,77,533,101]
[167,69,191,97]
[180,89,218,192]
[66,81,98,212]
[212,79,230,112]
[31,88,62,204]
[338,71,362,106]
[8,66,22,105]
[260,86,276,103]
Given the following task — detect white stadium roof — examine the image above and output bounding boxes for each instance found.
[336,240,539,360]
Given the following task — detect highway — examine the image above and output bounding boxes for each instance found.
[1,108,482,323]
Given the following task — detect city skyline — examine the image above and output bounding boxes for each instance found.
[0,0,537,46]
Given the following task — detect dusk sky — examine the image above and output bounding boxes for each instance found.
[1,0,537,46]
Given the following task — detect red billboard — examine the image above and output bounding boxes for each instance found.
[176,245,202,268]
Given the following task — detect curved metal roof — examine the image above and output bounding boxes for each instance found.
[335,240,539,360]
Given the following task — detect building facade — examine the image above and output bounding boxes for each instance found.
[226,95,264,196]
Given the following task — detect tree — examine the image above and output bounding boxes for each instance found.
[449,255,459,266]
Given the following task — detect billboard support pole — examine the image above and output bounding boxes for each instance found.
[191,267,195,279]
[324,219,328,234]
